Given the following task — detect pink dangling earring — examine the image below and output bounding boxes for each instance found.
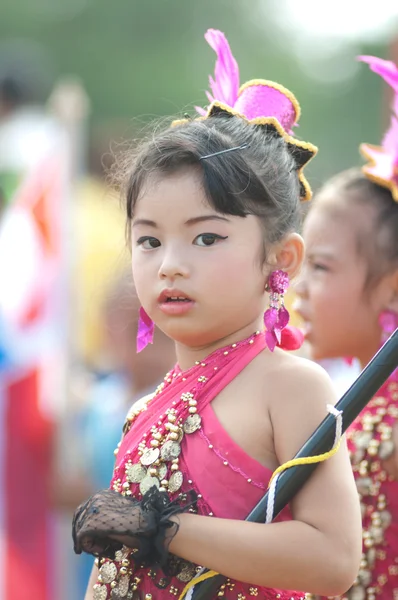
[264,270,290,352]
[379,310,398,381]
[379,310,398,345]
[136,307,155,353]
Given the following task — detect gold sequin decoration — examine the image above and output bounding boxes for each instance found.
[126,463,147,483]
[117,574,130,597]
[99,562,117,584]
[160,440,181,461]
[158,463,168,480]
[176,562,197,582]
[139,475,160,495]
[183,413,202,434]
[168,470,183,493]
[140,447,160,466]
[114,547,129,562]
[378,439,394,460]
[93,584,108,600]
[347,585,365,600]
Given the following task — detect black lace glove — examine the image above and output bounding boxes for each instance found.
[72,487,196,570]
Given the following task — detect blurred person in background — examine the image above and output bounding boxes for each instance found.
[0,47,69,600]
[296,56,398,600]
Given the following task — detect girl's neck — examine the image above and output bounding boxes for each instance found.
[174,317,265,371]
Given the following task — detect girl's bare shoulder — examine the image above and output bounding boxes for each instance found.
[256,348,338,417]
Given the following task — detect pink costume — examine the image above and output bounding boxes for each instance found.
[309,372,398,600]
[93,331,306,600]
[345,375,398,599]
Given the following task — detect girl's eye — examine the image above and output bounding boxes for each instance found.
[312,263,329,272]
[194,233,228,247]
[137,236,161,249]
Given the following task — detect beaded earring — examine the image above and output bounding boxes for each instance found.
[136,307,155,353]
[264,270,290,352]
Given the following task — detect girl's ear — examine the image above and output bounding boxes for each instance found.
[385,267,398,313]
[273,233,305,279]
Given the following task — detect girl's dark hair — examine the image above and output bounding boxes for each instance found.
[317,168,398,284]
[117,115,304,254]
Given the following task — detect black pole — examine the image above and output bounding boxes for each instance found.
[191,328,398,600]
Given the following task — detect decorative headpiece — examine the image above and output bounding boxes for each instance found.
[174,29,318,201]
[358,55,398,202]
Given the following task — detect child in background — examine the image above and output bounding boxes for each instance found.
[296,56,398,600]
[72,30,361,600]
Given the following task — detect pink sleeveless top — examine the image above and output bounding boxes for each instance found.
[92,331,306,600]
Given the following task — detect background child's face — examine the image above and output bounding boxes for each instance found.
[295,199,385,365]
[130,169,268,348]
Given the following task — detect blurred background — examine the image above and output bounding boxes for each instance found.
[0,1,397,598]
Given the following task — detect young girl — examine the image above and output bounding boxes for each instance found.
[72,30,361,600]
[296,56,398,600]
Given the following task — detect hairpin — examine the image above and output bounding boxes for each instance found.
[199,143,249,161]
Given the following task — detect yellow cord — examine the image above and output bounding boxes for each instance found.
[178,441,341,600]
[178,570,220,600]
[267,439,342,488]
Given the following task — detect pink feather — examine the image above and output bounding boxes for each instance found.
[204,29,240,107]
[358,55,398,92]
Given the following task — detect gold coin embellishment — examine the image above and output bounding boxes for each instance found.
[168,470,183,493]
[126,463,147,483]
[183,414,202,434]
[139,475,160,495]
[160,440,181,461]
[117,575,130,597]
[380,509,392,529]
[356,477,372,496]
[93,585,108,600]
[140,447,160,466]
[99,562,118,584]
[114,547,129,562]
[157,463,168,480]
[348,584,365,600]
[378,439,394,460]
[353,431,372,450]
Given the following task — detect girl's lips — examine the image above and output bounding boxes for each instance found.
[158,288,192,303]
[158,300,195,315]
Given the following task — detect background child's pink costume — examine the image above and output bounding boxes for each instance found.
[343,376,398,600]
[92,331,306,600]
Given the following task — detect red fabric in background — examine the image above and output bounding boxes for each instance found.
[5,368,54,600]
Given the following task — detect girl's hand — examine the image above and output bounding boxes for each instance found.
[72,488,154,558]
[72,487,196,566]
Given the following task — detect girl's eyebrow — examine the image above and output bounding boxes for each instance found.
[185,215,230,226]
[132,219,157,228]
[132,215,230,228]
[307,251,337,262]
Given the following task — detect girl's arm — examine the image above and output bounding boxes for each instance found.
[84,564,98,600]
[169,362,362,596]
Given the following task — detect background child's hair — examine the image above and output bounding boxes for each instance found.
[316,168,398,287]
[115,114,304,260]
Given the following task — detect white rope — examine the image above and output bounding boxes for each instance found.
[266,472,280,524]
[185,568,206,600]
[265,404,343,524]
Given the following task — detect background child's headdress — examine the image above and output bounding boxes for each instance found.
[175,29,317,201]
[358,55,398,202]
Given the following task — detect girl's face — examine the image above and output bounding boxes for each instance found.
[295,198,386,366]
[131,170,269,350]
